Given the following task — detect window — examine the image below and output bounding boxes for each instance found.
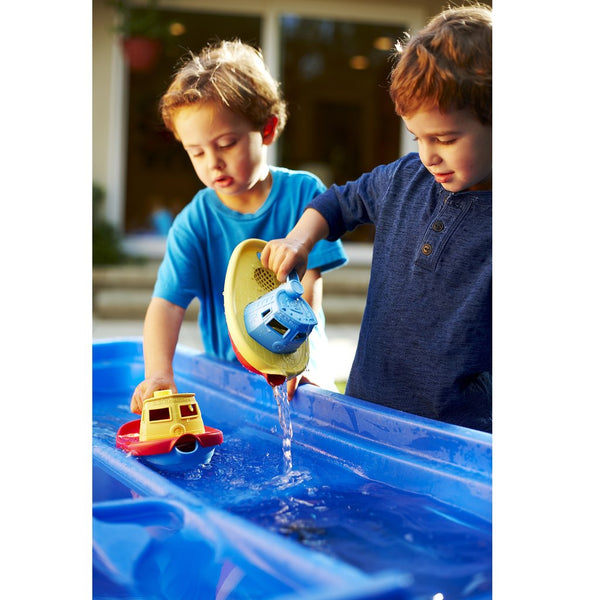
[148,407,171,422]
[279,16,407,185]
[278,16,408,241]
[179,404,198,418]
[123,9,261,233]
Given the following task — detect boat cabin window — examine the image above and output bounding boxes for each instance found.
[148,407,171,422]
[180,404,198,418]
[268,318,288,336]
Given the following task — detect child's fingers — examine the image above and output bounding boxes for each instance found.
[130,384,146,414]
[129,379,177,414]
[260,242,272,267]
[261,240,289,281]
[266,242,308,282]
[286,376,300,400]
[279,253,306,282]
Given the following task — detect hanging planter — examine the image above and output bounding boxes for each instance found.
[109,0,171,72]
[121,36,162,72]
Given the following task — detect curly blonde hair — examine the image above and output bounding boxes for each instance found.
[160,40,288,139]
[389,5,492,124]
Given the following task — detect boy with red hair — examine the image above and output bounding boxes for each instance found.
[262,5,492,432]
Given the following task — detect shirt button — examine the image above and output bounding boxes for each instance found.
[432,220,445,232]
[421,243,433,256]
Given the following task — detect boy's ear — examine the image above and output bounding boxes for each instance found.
[262,116,278,144]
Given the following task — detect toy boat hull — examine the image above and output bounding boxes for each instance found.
[116,420,223,472]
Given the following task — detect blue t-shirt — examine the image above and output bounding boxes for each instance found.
[154,167,348,372]
[309,153,492,432]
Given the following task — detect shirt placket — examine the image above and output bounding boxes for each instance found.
[415,195,473,271]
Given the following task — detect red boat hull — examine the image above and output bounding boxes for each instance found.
[116,420,223,457]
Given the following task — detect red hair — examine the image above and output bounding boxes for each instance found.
[389,5,492,124]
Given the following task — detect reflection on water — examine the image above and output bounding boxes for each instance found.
[230,482,491,598]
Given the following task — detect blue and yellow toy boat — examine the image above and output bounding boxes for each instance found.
[224,238,317,386]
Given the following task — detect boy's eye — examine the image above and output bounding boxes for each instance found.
[218,139,237,149]
[411,136,456,145]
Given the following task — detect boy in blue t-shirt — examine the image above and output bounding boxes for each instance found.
[261,6,492,432]
[130,40,347,413]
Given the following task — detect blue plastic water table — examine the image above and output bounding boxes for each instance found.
[93,339,492,600]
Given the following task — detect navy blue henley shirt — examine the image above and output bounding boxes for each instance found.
[308,152,492,432]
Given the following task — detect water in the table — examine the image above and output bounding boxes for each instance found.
[94,387,492,599]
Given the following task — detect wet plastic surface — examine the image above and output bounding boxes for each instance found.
[93,339,492,600]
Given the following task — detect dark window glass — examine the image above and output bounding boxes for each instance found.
[179,404,198,418]
[124,10,261,233]
[279,16,408,241]
[148,407,171,422]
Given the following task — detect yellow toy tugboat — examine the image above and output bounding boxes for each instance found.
[224,238,317,386]
[116,390,223,472]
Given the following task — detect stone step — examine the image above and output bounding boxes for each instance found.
[93,289,200,321]
[93,243,371,324]
[93,288,366,324]
[92,263,370,292]
[92,262,161,289]
[324,294,366,324]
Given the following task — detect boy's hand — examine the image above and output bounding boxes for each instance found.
[130,376,178,414]
[261,208,330,282]
[286,374,317,401]
[286,376,300,400]
[261,238,309,282]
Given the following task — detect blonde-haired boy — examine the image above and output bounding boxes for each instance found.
[131,40,347,413]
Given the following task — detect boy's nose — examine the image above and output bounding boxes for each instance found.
[421,147,441,167]
[207,149,224,169]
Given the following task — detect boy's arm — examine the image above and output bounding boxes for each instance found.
[261,208,330,282]
[300,268,323,313]
[282,267,323,400]
[130,297,186,414]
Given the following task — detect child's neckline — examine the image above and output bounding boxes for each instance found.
[215,170,273,215]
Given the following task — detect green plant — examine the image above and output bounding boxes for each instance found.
[108,0,170,40]
[93,183,125,266]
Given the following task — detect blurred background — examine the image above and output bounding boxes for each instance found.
[92,0,489,383]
